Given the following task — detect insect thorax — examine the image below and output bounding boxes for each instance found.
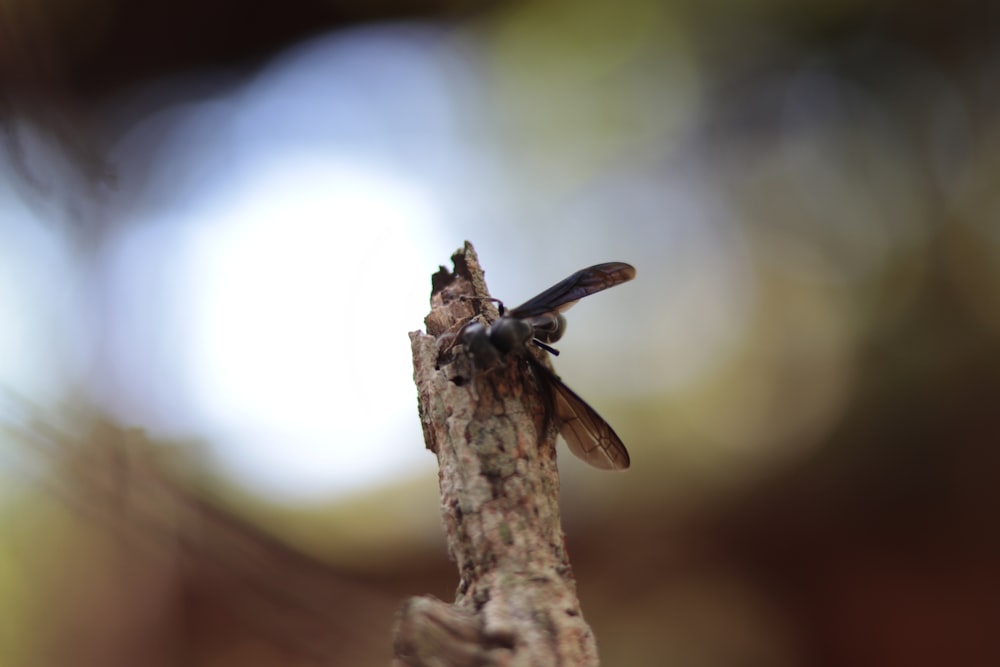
[489,317,534,355]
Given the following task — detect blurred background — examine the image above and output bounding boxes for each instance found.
[2,0,999,664]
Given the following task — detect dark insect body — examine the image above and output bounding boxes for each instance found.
[460,262,635,471]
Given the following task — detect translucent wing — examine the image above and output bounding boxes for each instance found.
[528,358,630,471]
[506,262,636,319]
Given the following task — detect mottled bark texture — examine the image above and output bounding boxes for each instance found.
[394,242,599,666]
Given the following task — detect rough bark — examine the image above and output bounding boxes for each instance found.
[394,242,599,666]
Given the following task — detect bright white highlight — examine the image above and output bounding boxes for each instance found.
[175,155,440,499]
[0,212,84,404]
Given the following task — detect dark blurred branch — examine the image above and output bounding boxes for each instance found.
[397,242,598,666]
[4,411,399,666]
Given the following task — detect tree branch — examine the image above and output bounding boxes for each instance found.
[395,242,599,666]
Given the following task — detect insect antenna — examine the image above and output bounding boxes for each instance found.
[532,340,560,356]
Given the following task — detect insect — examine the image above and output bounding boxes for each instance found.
[459,262,636,471]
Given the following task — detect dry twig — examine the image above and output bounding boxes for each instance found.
[395,242,599,666]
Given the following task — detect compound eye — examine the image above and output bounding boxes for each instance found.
[528,313,566,344]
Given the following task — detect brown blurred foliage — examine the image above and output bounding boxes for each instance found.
[0,0,485,99]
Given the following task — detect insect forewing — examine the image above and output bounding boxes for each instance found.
[506,262,636,319]
[528,358,630,471]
